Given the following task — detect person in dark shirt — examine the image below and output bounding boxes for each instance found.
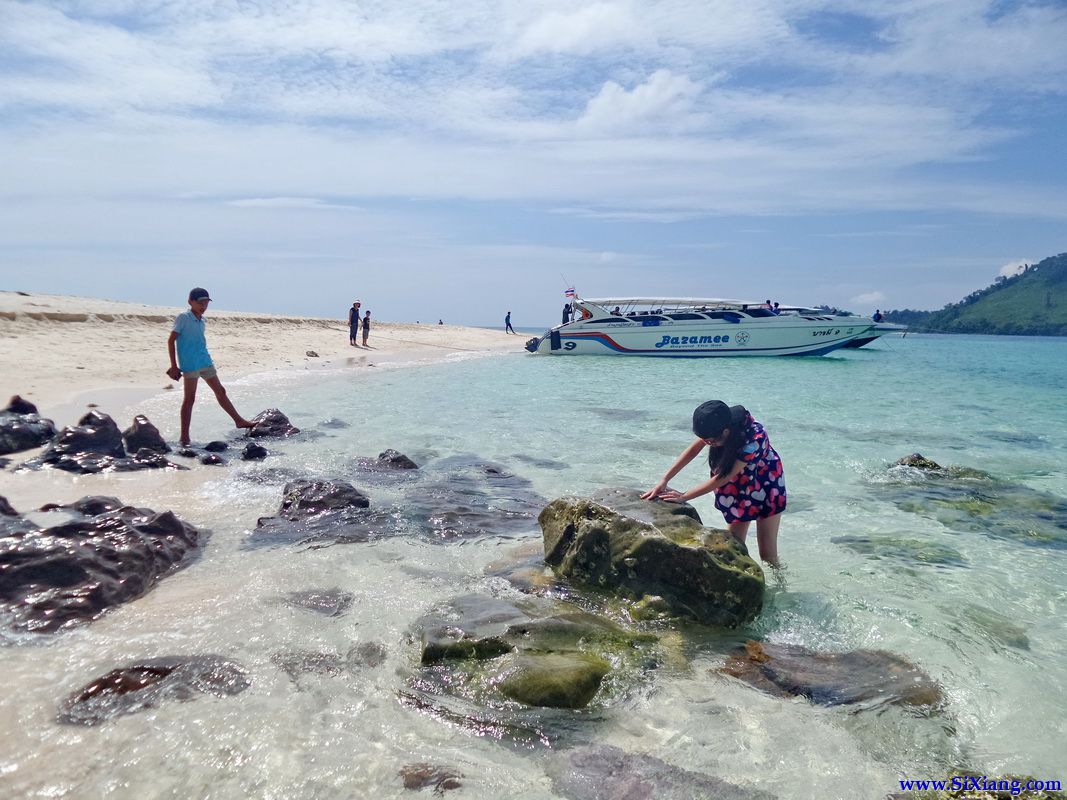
[348,301,361,346]
[562,303,572,325]
[505,311,516,334]
[361,311,371,346]
[873,309,884,322]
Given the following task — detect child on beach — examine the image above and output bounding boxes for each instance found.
[348,301,361,346]
[165,287,255,446]
[641,400,786,564]
[361,310,371,346]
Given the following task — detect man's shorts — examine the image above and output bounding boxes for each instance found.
[182,366,218,380]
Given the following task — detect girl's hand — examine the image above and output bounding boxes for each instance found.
[656,488,687,503]
[640,481,670,500]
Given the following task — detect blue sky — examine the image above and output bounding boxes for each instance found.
[1,0,1065,325]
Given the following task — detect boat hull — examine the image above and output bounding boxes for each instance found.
[527,316,871,357]
[841,323,907,348]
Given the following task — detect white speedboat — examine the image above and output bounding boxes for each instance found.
[841,321,907,348]
[524,296,874,357]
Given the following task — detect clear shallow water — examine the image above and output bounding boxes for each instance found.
[1,334,1066,799]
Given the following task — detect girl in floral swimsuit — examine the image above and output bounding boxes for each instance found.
[642,400,787,564]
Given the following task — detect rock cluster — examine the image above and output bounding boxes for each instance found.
[24,411,182,473]
[0,395,58,455]
[0,495,205,633]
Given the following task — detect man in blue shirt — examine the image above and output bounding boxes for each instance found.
[166,287,255,446]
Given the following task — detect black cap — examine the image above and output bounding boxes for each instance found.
[692,400,731,438]
[189,287,211,301]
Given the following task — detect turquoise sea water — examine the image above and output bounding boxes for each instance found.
[2,333,1065,799]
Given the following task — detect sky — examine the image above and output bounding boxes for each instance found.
[1,0,1065,326]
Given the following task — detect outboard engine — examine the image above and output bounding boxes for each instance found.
[524,337,541,353]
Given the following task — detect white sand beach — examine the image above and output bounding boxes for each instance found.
[0,291,522,425]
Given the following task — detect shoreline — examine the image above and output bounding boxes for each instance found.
[0,291,522,426]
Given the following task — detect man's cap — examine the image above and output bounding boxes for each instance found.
[189,287,211,301]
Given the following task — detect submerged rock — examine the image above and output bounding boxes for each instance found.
[241,442,268,461]
[271,650,347,681]
[540,488,764,627]
[122,415,170,454]
[831,534,966,567]
[25,411,182,473]
[377,449,419,470]
[59,655,250,725]
[203,440,229,452]
[880,455,1067,549]
[199,453,226,466]
[545,744,773,800]
[412,593,656,711]
[399,764,463,794]
[722,640,942,709]
[0,496,205,633]
[250,479,372,546]
[249,408,300,438]
[0,397,57,456]
[284,587,356,617]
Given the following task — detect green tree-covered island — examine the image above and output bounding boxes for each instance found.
[885,252,1067,336]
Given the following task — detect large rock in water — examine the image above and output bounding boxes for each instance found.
[412,593,657,710]
[539,488,764,627]
[249,408,300,438]
[26,411,182,473]
[59,655,250,725]
[0,395,58,455]
[250,478,372,546]
[722,640,943,709]
[0,496,205,633]
[122,415,170,454]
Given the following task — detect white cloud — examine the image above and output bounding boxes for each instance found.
[226,197,361,211]
[577,70,705,135]
[851,290,887,306]
[509,3,644,57]
[997,259,1029,278]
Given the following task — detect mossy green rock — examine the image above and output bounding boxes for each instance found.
[539,489,764,627]
[496,652,611,708]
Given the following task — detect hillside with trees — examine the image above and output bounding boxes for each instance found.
[884,253,1067,336]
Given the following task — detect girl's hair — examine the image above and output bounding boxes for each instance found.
[705,405,749,476]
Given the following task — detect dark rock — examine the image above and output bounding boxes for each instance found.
[284,588,355,617]
[250,479,372,547]
[540,488,764,627]
[496,652,610,708]
[203,440,229,452]
[0,495,16,516]
[177,448,197,458]
[249,408,300,438]
[5,395,38,415]
[26,411,182,473]
[305,350,319,357]
[894,453,944,471]
[279,479,370,519]
[199,453,226,466]
[378,449,419,470]
[241,442,268,460]
[0,497,205,633]
[122,415,170,454]
[0,405,58,456]
[399,764,462,794]
[59,655,249,725]
[545,744,773,800]
[722,640,943,708]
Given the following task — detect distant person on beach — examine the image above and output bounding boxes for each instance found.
[348,301,361,346]
[166,287,255,447]
[362,310,371,346]
[505,311,516,334]
[872,309,883,322]
[438,319,443,325]
[641,400,786,564]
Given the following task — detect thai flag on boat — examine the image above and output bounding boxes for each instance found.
[564,287,576,297]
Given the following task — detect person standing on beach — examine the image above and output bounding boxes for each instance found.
[348,301,361,346]
[505,311,516,334]
[362,310,371,346]
[641,400,786,564]
[166,287,255,446]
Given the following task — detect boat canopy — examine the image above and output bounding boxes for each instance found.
[579,297,762,308]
